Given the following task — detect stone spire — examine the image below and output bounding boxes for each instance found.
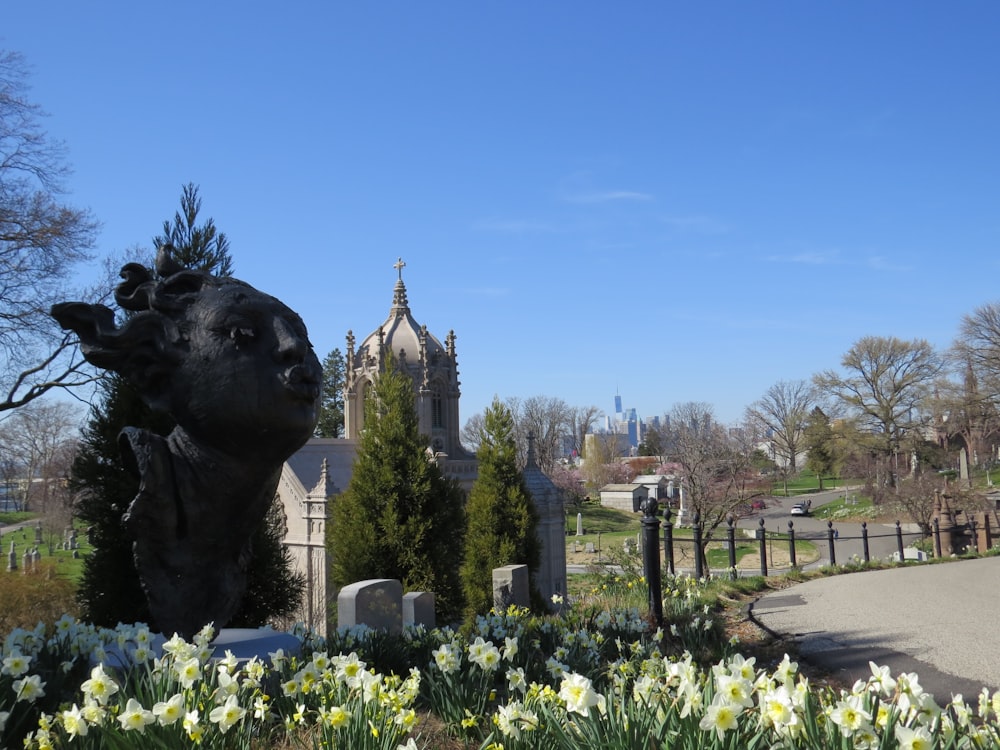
[391,257,409,314]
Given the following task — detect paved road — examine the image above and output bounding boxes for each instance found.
[737,488,924,569]
[751,556,1000,702]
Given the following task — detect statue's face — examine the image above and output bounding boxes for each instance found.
[170,281,322,456]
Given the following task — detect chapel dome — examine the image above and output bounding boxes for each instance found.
[355,275,446,368]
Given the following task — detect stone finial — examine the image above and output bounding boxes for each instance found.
[311,458,330,496]
[525,431,538,470]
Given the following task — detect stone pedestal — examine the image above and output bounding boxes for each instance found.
[99,628,301,670]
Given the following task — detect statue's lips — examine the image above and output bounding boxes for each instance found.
[281,365,321,402]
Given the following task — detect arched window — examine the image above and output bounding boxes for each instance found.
[432,389,444,429]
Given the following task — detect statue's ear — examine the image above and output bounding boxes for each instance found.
[51,302,118,351]
[51,302,181,414]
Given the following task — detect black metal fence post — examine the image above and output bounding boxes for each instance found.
[861,522,870,562]
[895,520,905,562]
[693,513,704,580]
[827,521,837,566]
[662,508,675,576]
[787,520,797,568]
[933,517,942,558]
[758,518,768,576]
[640,497,663,625]
[726,517,737,578]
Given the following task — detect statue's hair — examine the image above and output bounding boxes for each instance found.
[51,244,242,408]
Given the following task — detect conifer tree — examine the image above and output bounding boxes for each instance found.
[72,184,303,628]
[314,348,345,438]
[72,375,167,625]
[329,358,467,623]
[460,397,542,618]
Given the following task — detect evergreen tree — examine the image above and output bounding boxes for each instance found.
[460,397,542,618]
[314,348,345,438]
[153,182,233,275]
[72,184,303,628]
[803,406,836,490]
[329,358,467,623]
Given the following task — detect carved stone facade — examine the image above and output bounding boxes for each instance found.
[278,439,357,635]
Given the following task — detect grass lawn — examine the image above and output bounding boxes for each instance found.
[811,493,879,521]
[0,516,93,584]
[771,471,849,496]
[0,511,35,525]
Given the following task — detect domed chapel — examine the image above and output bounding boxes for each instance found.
[278,259,567,634]
[344,258,475,466]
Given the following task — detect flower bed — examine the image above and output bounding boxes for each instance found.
[2,573,999,749]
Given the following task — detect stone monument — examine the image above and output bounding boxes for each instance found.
[52,245,322,638]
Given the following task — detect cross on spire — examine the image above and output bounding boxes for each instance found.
[394,257,406,281]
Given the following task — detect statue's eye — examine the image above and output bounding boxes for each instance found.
[230,326,256,345]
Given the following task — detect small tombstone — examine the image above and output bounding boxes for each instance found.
[72,549,79,559]
[7,541,16,572]
[572,541,579,553]
[576,513,583,536]
[492,564,529,610]
[34,522,42,544]
[960,448,970,483]
[894,548,928,562]
[22,549,31,574]
[337,579,403,634]
[402,592,435,629]
[623,538,635,553]
[584,542,596,554]
[32,547,41,565]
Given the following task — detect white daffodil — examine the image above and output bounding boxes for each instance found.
[183,709,203,742]
[13,674,46,703]
[152,693,185,726]
[118,697,155,733]
[868,661,897,696]
[431,643,460,674]
[699,694,740,740]
[321,704,351,729]
[895,723,934,750]
[209,694,246,733]
[175,656,202,689]
[2,650,31,677]
[829,694,872,738]
[559,672,605,717]
[60,704,89,739]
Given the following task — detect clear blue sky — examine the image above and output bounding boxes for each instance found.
[7,3,1000,426]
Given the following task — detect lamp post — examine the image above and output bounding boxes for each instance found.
[640,496,663,625]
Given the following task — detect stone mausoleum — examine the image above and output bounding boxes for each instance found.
[278,260,566,634]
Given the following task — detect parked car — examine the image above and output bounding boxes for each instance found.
[751,499,767,511]
[790,503,808,516]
